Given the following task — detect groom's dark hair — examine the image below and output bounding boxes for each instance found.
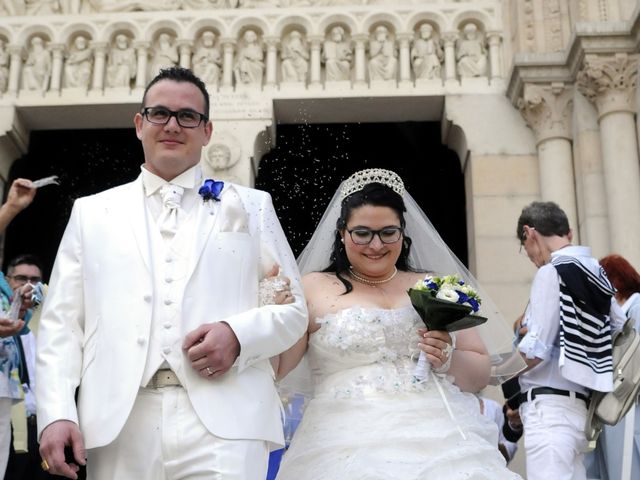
[325,182,414,294]
[141,67,210,117]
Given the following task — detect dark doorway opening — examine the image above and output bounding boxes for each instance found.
[3,128,143,279]
[2,121,468,278]
[255,121,468,264]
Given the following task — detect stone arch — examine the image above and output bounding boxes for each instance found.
[143,20,182,43]
[17,25,55,46]
[362,12,403,36]
[317,13,358,38]
[102,21,141,44]
[0,27,11,45]
[60,23,98,45]
[229,17,270,38]
[273,15,314,37]
[452,10,495,32]
[406,11,447,35]
[186,18,228,41]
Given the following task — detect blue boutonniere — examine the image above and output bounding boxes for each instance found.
[198,178,224,202]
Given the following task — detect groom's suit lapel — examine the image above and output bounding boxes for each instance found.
[121,177,152,274]
[186,190,223,282]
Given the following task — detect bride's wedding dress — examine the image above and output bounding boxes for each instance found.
[276,306,521,479]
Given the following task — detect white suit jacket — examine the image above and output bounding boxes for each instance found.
[36,176,308,449]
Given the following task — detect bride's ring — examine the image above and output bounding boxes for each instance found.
[206,366,214,376]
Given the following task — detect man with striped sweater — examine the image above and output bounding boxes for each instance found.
[515,201,625,480]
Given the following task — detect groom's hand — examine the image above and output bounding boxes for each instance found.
[183,322,241,379]
[39,420,86,479]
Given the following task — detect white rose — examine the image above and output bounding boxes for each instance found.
[436,287,459,303]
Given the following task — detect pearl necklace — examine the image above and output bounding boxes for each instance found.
[349,266,398,285]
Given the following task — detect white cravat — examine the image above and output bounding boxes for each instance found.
[157,183,185,240]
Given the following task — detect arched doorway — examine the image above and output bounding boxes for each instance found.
[255,121,467,263]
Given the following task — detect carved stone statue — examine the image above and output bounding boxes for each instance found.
[411,23,443,80]
[0,38,9,93]
[106,34,136,88]
[22,35,52,92]
[233,29,264,86]
[368,25,397,81]
[281,30,309,82]
[323,26,352,81]
[150,33,178,76]
[456,23,487,78]
[192,31,222,85]
[64,35,93,88]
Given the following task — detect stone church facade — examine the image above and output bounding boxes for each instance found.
[0,0,639,353]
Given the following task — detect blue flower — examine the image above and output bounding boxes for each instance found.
[199,179,224,202]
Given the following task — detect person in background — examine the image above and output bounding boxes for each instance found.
[586,254,640,480]
[0,179,37,477]
[515,201,625,480]
[4,254,61,480]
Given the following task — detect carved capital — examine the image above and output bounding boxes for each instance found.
[90,41,109,54]
[352,34,368,46]
[486,32,501,46]
[577,53,639,118]
[442,32,458,47]
[517,82,573,143]
[307,35,324,46]
[8,45,24,57]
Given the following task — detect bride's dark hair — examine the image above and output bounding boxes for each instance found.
[324,182,414,294]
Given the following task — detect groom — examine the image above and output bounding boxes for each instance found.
[36,67,308,480]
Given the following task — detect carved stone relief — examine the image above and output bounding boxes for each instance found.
[192,30,222,85]
[0,38,9,93]
[517,83,573,143]
[22,35,52,92]
[411,23,443,80]
[281,30,309,83]
[322,26,352,81]
[368,25,396,81]
[576,53,639,117]
[234,29,264,86]
[456,23,487,78]
[106,34,136,88]
[150,33,179,76]
[64,35,93,89]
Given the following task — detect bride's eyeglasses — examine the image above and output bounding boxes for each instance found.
[347,227,403,245]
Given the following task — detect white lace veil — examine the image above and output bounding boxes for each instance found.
[296,177,526,384]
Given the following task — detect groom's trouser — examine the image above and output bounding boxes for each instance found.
[87,386,269,480]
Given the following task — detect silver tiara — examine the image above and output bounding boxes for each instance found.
[339,168,405,200]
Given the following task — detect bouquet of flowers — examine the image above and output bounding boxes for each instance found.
[408,274,485,331]
[408,274,487,380]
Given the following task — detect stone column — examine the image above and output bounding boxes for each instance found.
[353,34,367,87]
[134,41,150,90]
[177,40,192,69]
[487,32,501,80]
[49,43,65,94]
[90,41,108,93]
[221,38,235,89]
[397,33,412,86]
[309,35,323,89]
[7,45,23,96]
[577,53,640,268]
[443,32,457,82]
[264,36,278,89]
[518,82,578,234]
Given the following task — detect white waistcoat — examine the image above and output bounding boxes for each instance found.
[140,207,197,386]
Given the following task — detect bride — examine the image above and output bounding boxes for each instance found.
[273,169,522,479]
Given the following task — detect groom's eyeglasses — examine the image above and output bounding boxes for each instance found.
[347,227,404,245]
[141,107,208,128]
